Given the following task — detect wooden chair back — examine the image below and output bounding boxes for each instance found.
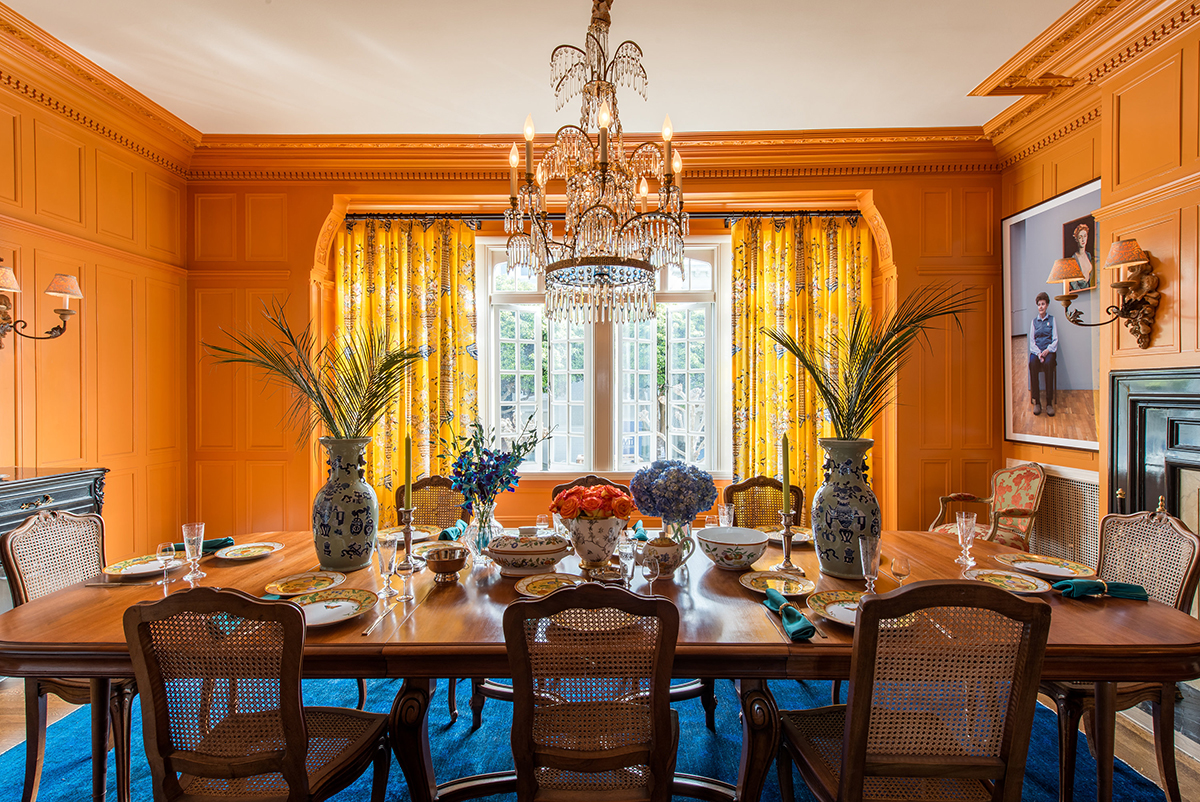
[842,580,1051,802]
[122,587,310,801]
[405,475,469,528]
[1097,509,1200,611]
[503,583,679,802]
[551,474,630,499]
[723,476,803,529]
[0,511,105,605]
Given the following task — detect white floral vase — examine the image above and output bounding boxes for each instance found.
[812,438,881,579]
[637,521,695,577]
[562,516,628,569]
[312,437,377,571]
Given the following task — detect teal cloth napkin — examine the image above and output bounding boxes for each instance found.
[261,594,282,600]
[632,520,647,541]
[1053,579,1149,601]
[439,520,467,541]
[763,588,816,641]
[171,536,234,555]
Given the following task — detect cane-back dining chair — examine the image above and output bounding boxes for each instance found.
[724,476,804,529]
[122,586,390,802]
[471,474,716,731]
[778,580,1051,802]
[405,475,469,529]
[0,511,136,802]
[1039,506,1200,802]
[504,583,680,802]
[928,463,1046,549]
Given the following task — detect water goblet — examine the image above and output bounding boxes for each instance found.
[181,522,206,583]
[718,504,732,527]
[859,534,883,595]
[536,514,550,536]
[704,515,719,530]
[155,542,176,586]
[891,556,911,586]
[376,532,400,598]
[956,511,977,568]
[616,533,635,587]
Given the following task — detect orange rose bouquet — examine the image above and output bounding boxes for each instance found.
[550,484,635,521]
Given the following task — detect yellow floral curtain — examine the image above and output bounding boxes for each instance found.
[731,216,872,515]
[335,218,478,525]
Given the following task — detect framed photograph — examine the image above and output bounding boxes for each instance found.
[1002,180,1101,451]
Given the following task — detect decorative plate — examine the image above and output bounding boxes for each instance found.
[514,573,584,598]
[378,525,439,544]
[738,571,816,597]
[993,552,1094,580]
[291,587,378,627]
[763,527,814,545]
[964,568,1051,595]
[264,571,346,597]
[102,554,184,578]
[807,590,865,627]
[215,541,283,561]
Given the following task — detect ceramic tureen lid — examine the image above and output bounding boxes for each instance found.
[487,531,569,554]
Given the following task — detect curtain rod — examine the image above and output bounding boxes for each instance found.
[346,210,859,224]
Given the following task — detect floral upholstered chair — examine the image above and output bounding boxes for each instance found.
[928,463,1047,549]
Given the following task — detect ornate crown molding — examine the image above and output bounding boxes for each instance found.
[996,106,1102,170]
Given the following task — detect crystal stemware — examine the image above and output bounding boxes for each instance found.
[155,542,176,587]
[181,522,205,583]
[956,511,977,568]
[859,534,882,595]
[376,532,400,598]
[642,551,660,592]
[891,556,911,586]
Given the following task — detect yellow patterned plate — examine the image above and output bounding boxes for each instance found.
[515,573,583,598]
[993,552,1094,580]
[807,590,865,628]
[763,526,814,545]
[379,524,441,543]
[738,571,816,597]
[103,554,184,578]
[965,568,1051,595]
[264,571,346,597]
[215,542,283,561]
[291,587,378,627]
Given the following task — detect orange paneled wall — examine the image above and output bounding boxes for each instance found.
[0,49,190,561]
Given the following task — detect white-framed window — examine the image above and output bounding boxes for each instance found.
[477,235,732,479]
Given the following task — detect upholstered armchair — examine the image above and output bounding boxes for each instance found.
[928,463,1047,550]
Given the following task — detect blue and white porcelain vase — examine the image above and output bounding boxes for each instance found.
[812,438,881,580]
[312,437,377,571]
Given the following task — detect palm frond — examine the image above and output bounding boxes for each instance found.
[766,285,977,440]
[203,298,421,443]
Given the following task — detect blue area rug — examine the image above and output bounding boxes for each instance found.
[0,677,1165,801]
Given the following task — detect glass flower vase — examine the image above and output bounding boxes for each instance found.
[466,500,503,566]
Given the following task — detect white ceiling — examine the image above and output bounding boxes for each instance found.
[7,0,1074,137]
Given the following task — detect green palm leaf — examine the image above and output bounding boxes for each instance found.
[766,285,977,440]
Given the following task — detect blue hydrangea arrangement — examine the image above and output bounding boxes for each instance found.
[630,459,718,529]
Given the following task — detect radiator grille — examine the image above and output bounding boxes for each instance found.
[1029,473,1100,569]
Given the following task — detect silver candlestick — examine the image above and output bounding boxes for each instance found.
[772,509,803,575]
[394,506,417,601]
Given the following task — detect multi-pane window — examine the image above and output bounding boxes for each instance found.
[480,238,728,474]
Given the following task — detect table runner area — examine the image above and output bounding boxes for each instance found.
[0,677,1165,802]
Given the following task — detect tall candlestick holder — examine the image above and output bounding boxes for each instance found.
[771,510,803,575]
[393,507,417,601]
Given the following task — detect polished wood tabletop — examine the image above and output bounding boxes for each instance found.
[1,528,1198,802]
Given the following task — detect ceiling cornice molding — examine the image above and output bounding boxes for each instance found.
[0,5,198,175]
[995,105,1101,170]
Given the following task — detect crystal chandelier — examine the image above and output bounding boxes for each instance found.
[505,0,687,323]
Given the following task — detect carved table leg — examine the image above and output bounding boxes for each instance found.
[90,678,111,802]
[735,679,779,802]
[389,678,437,802]
[1094,681,1116,802]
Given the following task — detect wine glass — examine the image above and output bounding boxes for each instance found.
[956,511,977,568]
[718,504,732,527]
[155,542,176,586]
[859,534,882,595]
[616,532,635,587]
[642,552,660,592]
[891,556,911,586]
[181,522,206,583]
[376,532,400,598]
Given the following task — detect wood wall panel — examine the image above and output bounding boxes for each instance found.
[32,122,84,226]
[1010,164,1045,216]
[246,194,287,261]
[921,190,952,257]
[196,289,237,450]
[95,152,135,242]
[246,289,288,450]
[918,316,952,450]
[0,104,19,205]
[146,175,181,259]
[0,241,19,466]
[102,468,137,561]
[194,194,236,261]
[195,460,238,538]
[1113,54,1182,191]
[96,264,136,459]
[919,460,951,529]
[247,461,288,532]
[33,250,85,464]
[963,189,993,257]
[962,282,995,451]
[1053,139,1096,197]
[146,277,181,453]
[146,461,182,552]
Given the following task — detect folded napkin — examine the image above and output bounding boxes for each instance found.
[261,594,282,600]
[631,520,648,541]
[439,520,467,541]
[763,588,816,642]
[1053,579,1149,601]
[171,536,234,555]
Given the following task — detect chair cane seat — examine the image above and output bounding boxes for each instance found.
[782,707,993,802]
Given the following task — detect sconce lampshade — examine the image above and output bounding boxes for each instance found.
[1104,239,1149,270]
[44,273,83,301]
[1047,257,1085,284]
[0,266,19,293]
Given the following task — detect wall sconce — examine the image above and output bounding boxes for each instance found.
[1047,238,1159,349]
[0,259,84,349]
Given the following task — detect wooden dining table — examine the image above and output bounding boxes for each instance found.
[0,528,1198,802]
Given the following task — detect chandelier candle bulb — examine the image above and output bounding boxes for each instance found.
[523,115,534,178]
[598,101,611,164]
[639,177,648,213]
[509,143,519,198]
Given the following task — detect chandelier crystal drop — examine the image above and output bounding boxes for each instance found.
[504,0,687,323]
